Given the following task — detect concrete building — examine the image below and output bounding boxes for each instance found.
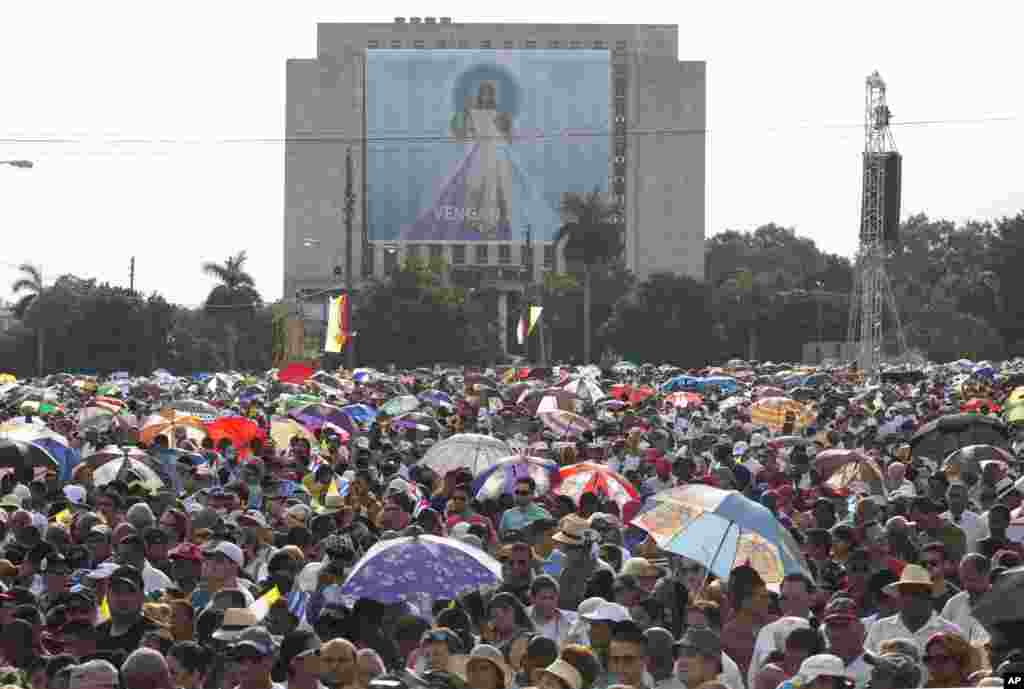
[283,19,705,354]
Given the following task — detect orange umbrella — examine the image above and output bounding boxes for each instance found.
[206,416,266,453]
[139,412,207,446]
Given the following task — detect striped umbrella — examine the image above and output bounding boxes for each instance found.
[471,455,561,500]
[558,462,639,512]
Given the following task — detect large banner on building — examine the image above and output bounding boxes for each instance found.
[366,50,610,242]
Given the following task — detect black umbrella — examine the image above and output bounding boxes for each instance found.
[910,413,1010,460]
[0,439,60,474]
[973,565,1024,630]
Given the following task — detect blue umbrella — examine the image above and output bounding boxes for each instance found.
[661,375,702,393]
[341,404,377,424]
[631,484,810,587]
[340,535,502,606]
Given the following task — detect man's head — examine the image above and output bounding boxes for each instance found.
[782,627,823,677]
[946,483,969,515]
[167,641,213,689]
[779,574,814,618]
[958,553,991,596]
[643,627,675,680]
[108,565,145,623]
[229,626,278,687]
[988,503,1012,535]
[921,542,948,583]
[202,541,243,582]
[121,648,173,689]
[608,621,648,687]
[380,494,412,531]
[420,628,461,672]
[675,627,723,688]
[823,597,866,663]
[68,659,120,689]
[500,542,534,588]
[728,565,770,620]
[530,575,560,618]
[514,478,536,508]
[278,630,322,682]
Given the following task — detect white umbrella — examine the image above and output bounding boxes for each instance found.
[92,457,165,490]
[419,433,512,477]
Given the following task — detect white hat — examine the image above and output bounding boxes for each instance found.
[580,601,631,623]
[63,484,87,506]
[793,654,849,686]
[205,541,244,567]
[576,597,606,619]
[541,659,583,689]
[85,561,119,580]
[750,433,766,448]
[450,522,472,539]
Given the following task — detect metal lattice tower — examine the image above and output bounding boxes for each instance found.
[847,71,907,376]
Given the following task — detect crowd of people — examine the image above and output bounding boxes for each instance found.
[0,360,1022,689]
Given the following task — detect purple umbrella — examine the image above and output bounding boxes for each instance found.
[289,403,355,434]
[340,535,502,606]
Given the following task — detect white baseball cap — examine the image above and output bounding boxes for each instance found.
[580,601,631,623]
[204,541,244,566]
[794,654,849,686]
[63,484,87,506]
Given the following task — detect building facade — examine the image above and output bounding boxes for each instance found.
[283,19,705,353]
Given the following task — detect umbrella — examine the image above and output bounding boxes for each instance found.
[630,484,811,587]
[610,384,657,405]
[381,395,421,417]
[662,392,703,410]
[417,390,453,409]
[390,413,442,434]
[539,410,593,438]
[961,398,1001,414]
[563,378,605,403]
[278,362,315,385]
[750,397,815,433]
[341,404,377,425]
[289,403,355,434]
[340,534,502,607]
[419,433,512,477]
[167,399,219,421]
[0,439,61,474]
[558,462,640,512]
[206,416,266,452]
[270,417,318,448]
[139,412,208,446]
[910,414,1010,460]
[471,455,561,501]
[0,374,15,385]
[519,389,576,416]
[92,457,165,490]
[752,386,787,399]
[0,425,80,482]
[813,449,886,496]
[972,565,1024,632]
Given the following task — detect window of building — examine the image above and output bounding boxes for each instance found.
[368,40,380,48]
[429,244,443,260]
[383,248,399,273]
[407,244,421,259]
[475,244,489,264]
[436,40,447,48]
[504,40,514,49]
[498,244,511,264]
[364,247,375,275]
[543,245,555,267]
[593,40,605,49]
[615,40,628,51]
[458,40,470,48]
[570,40,583,49]
[521,245,534,267]
[413,40,425,49]
[549,40,561,49]
[391,40,402,48]
[452,245,466,265]
[525,40,537,49]
[480,40,492,48]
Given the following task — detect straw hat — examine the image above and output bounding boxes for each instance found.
[465,644,512,689]
[212,608,260,642]
[540,659,583,689]
[552,515,594,546]
[621,557,663,579]
[882,564,932,596]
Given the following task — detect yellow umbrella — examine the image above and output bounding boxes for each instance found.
[750,397,815,433]
[1009,387,1024,406]
[270,417,317,448]
[0,373,16,384]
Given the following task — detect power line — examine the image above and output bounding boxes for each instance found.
[0,114,1018,147]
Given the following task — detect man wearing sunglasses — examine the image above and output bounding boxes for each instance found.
[499,478,552,538]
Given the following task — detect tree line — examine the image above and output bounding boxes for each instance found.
[4,201,1023,377]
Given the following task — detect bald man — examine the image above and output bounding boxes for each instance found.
[122,648,173,689]
[321,638,358,689]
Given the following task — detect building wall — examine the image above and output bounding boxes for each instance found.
[284,20,705,300]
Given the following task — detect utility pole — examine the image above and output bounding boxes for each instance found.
[130,257,136,294]
[344,147,356,370]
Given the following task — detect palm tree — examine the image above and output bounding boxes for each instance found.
[556,188,624,364]
[10,263,45,376]
[201,251,261,371]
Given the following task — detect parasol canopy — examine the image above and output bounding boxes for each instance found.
[419,433,512,477]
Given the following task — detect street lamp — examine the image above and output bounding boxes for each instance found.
[0,160,33,168]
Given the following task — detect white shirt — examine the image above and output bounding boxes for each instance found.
[942,510,988,553]
[863,612,963,654]
[748,616,811,689]
[525,606,578,646]
[843,654,872,689]
[940,590,990,643]
[142,561,173,594]
[721,652,744,689]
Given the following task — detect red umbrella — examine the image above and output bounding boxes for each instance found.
[279,362,315,385]
[961,398,1001,414]
[206,416,266,455]
[610,384,656,405]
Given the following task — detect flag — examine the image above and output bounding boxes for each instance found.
[324,295,351,353]
[516,311,528,346]
[249,585,282,621]
[99,596,110,622]
[54,509,72,526]
[528,306,543,336]
[326,478,341,498]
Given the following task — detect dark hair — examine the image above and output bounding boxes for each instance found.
[487,592,534,632]
[610,621,648,649]
[728,565,766,610]
[921,541,947,562]
[962,552,991,576]
[515,477,537,492]
[782,573,815,594]
[688,600,722,630]
[530,574,559,597]
[169,641,213,676]
[45,654,77,684]
[786,627,824,654]
[435,607,475,653]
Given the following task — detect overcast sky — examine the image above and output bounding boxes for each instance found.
[2,2,1022,308]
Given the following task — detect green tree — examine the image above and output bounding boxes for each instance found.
[9,263,46,376]
[201,251,262,371]
[556,188,625,364]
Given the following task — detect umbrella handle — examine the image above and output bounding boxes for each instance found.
[700,523,736,593]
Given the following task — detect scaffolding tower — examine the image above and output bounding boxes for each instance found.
[847,71,907,376]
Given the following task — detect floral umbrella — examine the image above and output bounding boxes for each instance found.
[471,455,561,501]
[340,534,502,608]
[558,462,640,515]
[631,484,811,587]
[813,449,886,496]
[419,433,512,477]
[538,410,593,437]
[750,397,815,433]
